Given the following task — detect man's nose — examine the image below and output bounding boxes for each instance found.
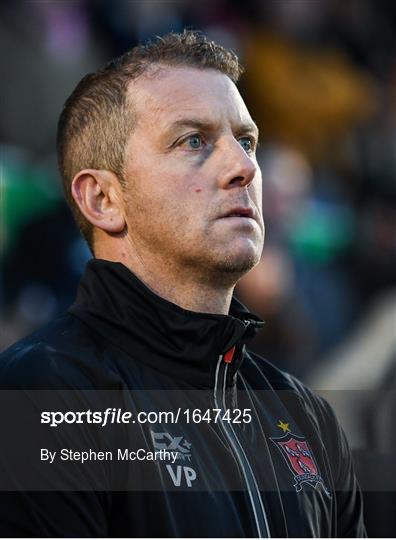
[218,137,257,189]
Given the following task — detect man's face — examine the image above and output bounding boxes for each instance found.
[122,66,264,283]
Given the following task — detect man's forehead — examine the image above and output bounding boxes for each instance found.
[127,65,254,129]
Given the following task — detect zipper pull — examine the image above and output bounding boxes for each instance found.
[224,345,236,363]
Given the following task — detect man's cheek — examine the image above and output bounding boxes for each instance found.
[190,182,204,194]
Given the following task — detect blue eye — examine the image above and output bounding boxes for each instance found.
[187,134,203,149]
[239,137,253,153]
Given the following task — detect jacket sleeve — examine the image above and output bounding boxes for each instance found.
[315,395,367,538]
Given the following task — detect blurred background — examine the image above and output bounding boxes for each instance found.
[1,0,395,535]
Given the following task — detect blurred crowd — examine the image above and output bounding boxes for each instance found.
[1,1,395,536]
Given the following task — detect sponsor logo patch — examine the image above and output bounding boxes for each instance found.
[151,431,197,487]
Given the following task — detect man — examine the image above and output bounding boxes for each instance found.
[0,31,365,537]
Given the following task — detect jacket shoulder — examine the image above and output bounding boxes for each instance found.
[244,351,355,478]
[0,314,117,389]
[243,350,305,391]
[244,351,347,445]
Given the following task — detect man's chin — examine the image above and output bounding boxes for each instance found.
[182,236,264,282]
[212,247,262,276]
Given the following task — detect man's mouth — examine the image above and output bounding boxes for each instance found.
[221,207,255,219]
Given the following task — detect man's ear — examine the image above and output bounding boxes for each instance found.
[71,169,126,233]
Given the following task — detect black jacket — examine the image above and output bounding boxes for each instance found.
[0,259,366,537]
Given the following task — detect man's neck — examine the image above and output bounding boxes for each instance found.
[128,265,234,315]
[94,240,235,315]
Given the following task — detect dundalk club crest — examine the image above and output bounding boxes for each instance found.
[271,421,331,497]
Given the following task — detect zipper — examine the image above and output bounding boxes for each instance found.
[214,349,271,538]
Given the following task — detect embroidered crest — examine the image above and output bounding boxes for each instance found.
[271,429,331,497]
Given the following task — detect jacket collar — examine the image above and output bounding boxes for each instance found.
[69,259,264,388]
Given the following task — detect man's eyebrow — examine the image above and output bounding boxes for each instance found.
[166,118,259,137]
